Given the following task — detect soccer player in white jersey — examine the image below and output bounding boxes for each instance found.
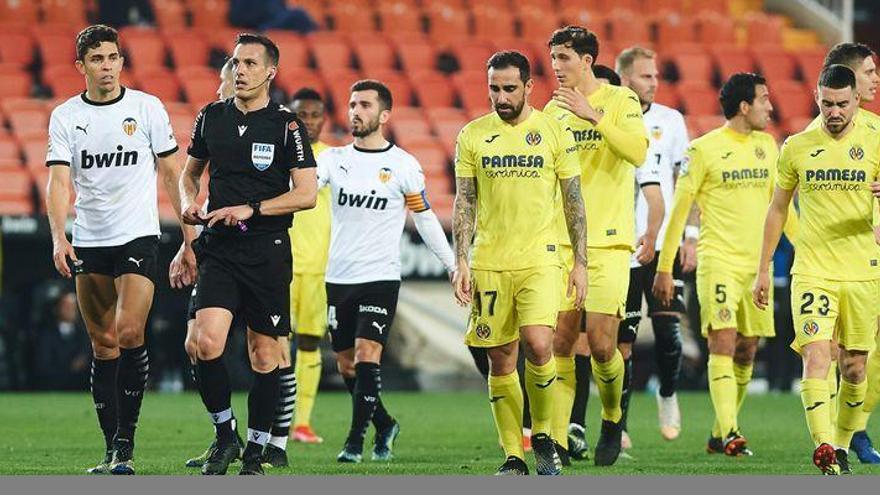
[45,25,196,475]
[616,47,690,444]
[318,80,455,463]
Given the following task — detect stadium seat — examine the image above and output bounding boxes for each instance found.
[427,106,468,154]
[425,2,469,45]
[136,67,183,103]
[655,16,697,48]
[518,7,564,44]
[323,69,363,125]
[595,42,620,70]
[0,0,39,25]
[489,38,538,70]
[119,27,167,69]
[0,157,21,170]
[410,71,456,110]
[180,72,221,107]
[360,69,414,107]
[42,0,88,26]
[558,7,606,37]
[654,83,681,110]
[447,39,495,73]
[692,114,724,136]
[744,13,784,46]
[793,49,825,85]
[0,136,22,161]
[165,30,211,68]
[751,45,796,83]
[0,169,33,200]
[332,4,380,34]
[0,97,45,116]
[678,81,719,117]
[784,116,813,136]
[153,0,188,30]
[188,0,229,29]
[518,0,555,10]
[391,34,436,73]
[8,109,47,136]
[452,70,490,114]
[377,1,424,35]
[275,67,326,97]
[691,0,729,15]
[0,67,32,98]
[201,26,239,53]
[37,32,76,68]
[269,31,311,70]
[607,13,649,46]
[696,13,736,46]
[530,77,553,109]
[388,106,431,138]
[0,32,36,67]
[710,44,754,81]
[353,35,396,72]
[472,6,517,41]
[651,0,685,15]
[671,51,713,84]
[308,32,354,71]
[771,80,815,122]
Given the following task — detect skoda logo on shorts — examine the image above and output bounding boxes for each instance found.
[803,320,820,336]
[475,322,491,340]
[717,308,732,322]
[252,142,275,171]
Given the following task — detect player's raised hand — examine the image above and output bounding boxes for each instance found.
[870,181,880,198]
[752,271,771,310]
[680,238,697,273]
[652,271,675,307]
[453,263,472,306]
[567,262,588,310]
[52,235,78,278]
[552,87,601,123]
[181,202,204,225]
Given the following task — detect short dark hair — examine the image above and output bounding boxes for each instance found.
[291,87,324,104]
[819,64,857,90]
[351,79,393,110]
[824,42,875,70]
[548,25,600,65]
[235,33,280,66]
[719,72,767,119]
[76,24,119,60]
[592,64,621,86]
[487,50,531,83]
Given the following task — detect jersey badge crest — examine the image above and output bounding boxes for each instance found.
[475,322,491,340]
[650,126,662,141]
[379,167,392,183]
[122,118,137,136]
[802,320,819,336]
[850,145,864,161]
[754,146,766,160]
[525,130,542,146]
[252,143,275,171]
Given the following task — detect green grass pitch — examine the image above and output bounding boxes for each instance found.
[1,391,878,475]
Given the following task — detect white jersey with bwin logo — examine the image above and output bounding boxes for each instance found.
[317,143,431,284]
[46,88,178,247]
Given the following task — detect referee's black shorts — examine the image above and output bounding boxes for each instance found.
[192,232,292,337]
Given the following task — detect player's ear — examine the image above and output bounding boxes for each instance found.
[379,108,391,125]
[268,66,277,80]
[74,59,85,75]
[524,78,534,97]
[738,100,750,117]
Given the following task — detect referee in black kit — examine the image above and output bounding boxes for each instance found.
[179,33,317,476]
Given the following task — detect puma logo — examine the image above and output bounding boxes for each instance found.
[127,257,143,268]
[76,124,89,135]
[536,376,557,389]
[484,134,500,143]
[805,401,825,411]
[372,321,386,334]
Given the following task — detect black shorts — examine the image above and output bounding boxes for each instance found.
[618,250,686,344]
[73,236,159,284]
[326,280,400,352]
[187,284,199,321]
[192,232,292,337]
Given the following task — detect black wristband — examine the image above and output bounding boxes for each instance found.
[248,200,262,217]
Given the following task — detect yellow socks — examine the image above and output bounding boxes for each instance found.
[828,363,839,431]
[801,377,833,446]
[707,354,737,437]
[835,378,868,448]
[525,358,557,435]
[712,360,752,437]
[488,371,525,460]
[591,350,624,423]
[552,356,576,444]
[293,348,322,429]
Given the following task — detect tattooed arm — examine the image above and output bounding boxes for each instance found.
[560,176,588,308]
[452,176,477,306]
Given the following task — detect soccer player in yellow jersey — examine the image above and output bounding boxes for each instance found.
[542,25,648,466]
[753,64,880,475]
[453,50,587,476]
[285,88,330,447]
[805,43,880,464]
[655,73,798,457]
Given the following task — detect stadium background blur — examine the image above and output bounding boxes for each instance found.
[0,0,876,400]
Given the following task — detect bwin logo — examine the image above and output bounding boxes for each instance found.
[338,188,388,210]
[81,146,139,169]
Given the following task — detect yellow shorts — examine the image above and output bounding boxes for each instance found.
[696,265,773,338]
[464,265,562,348]
[790,275,880,354]
[580,247,630,317]
[558,244,577,313]
[290,272,328,338]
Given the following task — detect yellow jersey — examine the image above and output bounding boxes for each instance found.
[777,121,880,281]
[290,141,330,274]
[544,83,648,249]
[455,108,580,271]
[658,126,781,272]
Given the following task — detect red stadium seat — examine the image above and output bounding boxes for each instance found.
[8,109,47,136]
[453,70,490,114]
[558,8,606,38]
[608,13,649,46]
[427,106,468,154]
[377,1,424,35]
[0,0,38,25]
[651,0,685,15]
[308,32,353,71]
[119,27,167,69]
[153,0,188,30]
[744,13,784,46]
[751,45,796,83]
[134,67,183,102]
[518,0,556,10]
[447,39,494,73]
[692,114,724,136]
[0,157,21,170]
[678,81,719,117]
[21,137,47,168]
[0,136,22,161]
[189,0,229,29]
[690,0,729,15]
[391,34,436,73]
[530,77,553,109]
[784,116,813,136]
[329,3,378,33]
[793,49,826,86]
[0,169,32,199]
[0,32,35,67]
[771,80,815,122]
[180,73,220,107]
[426,3,469,45]
[388,106,431,139]
[518,7,564,45]
[410,71,456,109]
[472,6,516,41]
[595,42,620,70]
[696,13,736,46]
[655,16,697,48]
[323,69,362,125]
[654,83,681,110]
[42,0,87,26]
[275,67,326,96]
[268,31,311,70]
[671,51,713,84]
[0,67,32,98]
[360,69,414,107]
[165,30,210,68]
[710,44,754,81]
[353,35,396,72]
[489,38,538,70]
[38,32,77,68]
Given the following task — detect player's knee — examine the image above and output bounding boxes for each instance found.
[839,352,868,383]
[116,322,144,349]
[618,342,633,360]
[802,346,832,378]
[249,341,280,373]
[336,355,355,377]
[588,333,615,362]
[552,329,578,356]
[354,341,382,364]
[91,338,119,360]
[196,331,224,360]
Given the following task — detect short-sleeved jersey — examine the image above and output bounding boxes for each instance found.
[777,121,880,281]
[545,84,646,250]
[188,98,315,236]
[318,143,431,284]
[290,141,330,274]
[636,103,689,250]
[46,88,178,247]
[455,109,579,271]
[806,107,880,133]
[665,126,779,271]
